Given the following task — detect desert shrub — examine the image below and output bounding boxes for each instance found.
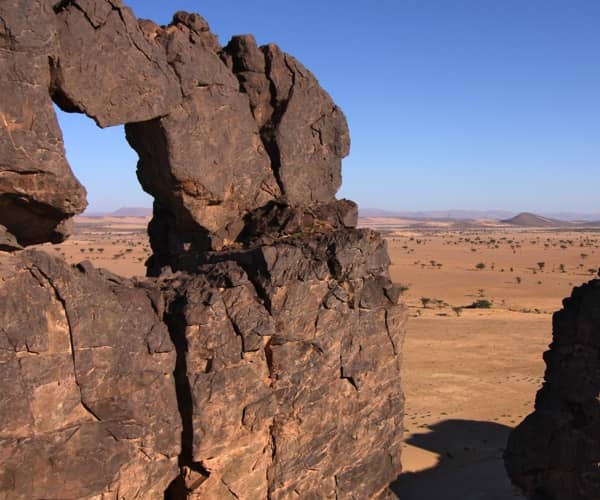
[467,299,492,309]
[475,262,485,270]
[420,297,431,308]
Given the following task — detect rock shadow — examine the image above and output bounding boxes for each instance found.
[390,419,524,500]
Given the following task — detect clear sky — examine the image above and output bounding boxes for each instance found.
[56,0,600,214]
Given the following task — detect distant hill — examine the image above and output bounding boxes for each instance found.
[359,208,515,220]
[110,207,152,217]
[501,212,564,227]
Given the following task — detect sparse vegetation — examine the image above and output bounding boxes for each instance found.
[467,299,492,309]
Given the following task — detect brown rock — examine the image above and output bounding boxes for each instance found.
[0,1,87,246]
[0,225,22,252]
[52,0,181,127]
[150,13,238,97]
[0,251,180,499]
[505,279,600,500]
[162,229,406,498]
[1,3,405,498]
[225,35,351,206]
[126,85,280,254]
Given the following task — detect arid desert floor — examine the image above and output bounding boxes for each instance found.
[39,216,600,499]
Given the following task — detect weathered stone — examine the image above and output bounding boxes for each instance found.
[0,250,180,499]
[148,13,238,97]
[505,279,600,500]
[0,225,22,252]
[0,1,87,246]
[236,198,357,247]
[126,85,280,254]
[161,229,406,498]
[1,3,405,498]
[225,35,351,206]
[52,0,181,127]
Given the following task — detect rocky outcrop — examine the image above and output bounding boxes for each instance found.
[505,279,600,500]
[52,0,181,127]
[0,1,406,498]
[223,35,350,206]
[0,0,87,246]
[160,229,405,498]
[0,250,180,499]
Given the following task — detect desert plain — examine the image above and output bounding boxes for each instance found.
[36,214,600,499]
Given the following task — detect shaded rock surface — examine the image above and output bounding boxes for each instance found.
[52,0,181,127]
[0,0,87,246]
[0,250,180,499]
[505,279,600,500]
[0,2,405,498]
[161,228,405,498]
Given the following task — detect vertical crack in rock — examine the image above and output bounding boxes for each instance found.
[163,293,210,499]
[257,48,295,195]
[26,264,102,422]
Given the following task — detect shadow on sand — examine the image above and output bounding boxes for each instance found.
[389,419,525,500]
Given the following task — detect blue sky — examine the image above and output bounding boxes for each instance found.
[56,0,600,213]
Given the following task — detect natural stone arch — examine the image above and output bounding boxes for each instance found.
[0,2,406,499]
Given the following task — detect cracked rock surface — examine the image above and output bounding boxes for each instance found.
[160,229,406,498]
[0,250,180,499]
[0,1,406,498]
[505,279,600,500]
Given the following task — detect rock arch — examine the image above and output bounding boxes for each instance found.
[0,2,406,498]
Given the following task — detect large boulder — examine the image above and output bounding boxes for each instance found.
[0,250,180,499]
[505,279,600,500]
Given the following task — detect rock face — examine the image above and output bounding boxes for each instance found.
[0,1,406,498]
[0,0,87,246]
[161,229,405,498]
[505,279,600,500]
[0,250,180,499]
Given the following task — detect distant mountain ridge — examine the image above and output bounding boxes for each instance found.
[360,208,600,223]
[359,208,516,220]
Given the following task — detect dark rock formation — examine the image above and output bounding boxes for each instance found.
[0,250,180,499]
[52,0,181,127]
[223,35,350,206]
[0,0,87,246]
[0,2,405,498]
[505,279,600,500]
[160,229,405,498]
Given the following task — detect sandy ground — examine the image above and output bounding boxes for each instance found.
[35,216,151,278]
[385,226,600,499]
[40,217,600,499]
